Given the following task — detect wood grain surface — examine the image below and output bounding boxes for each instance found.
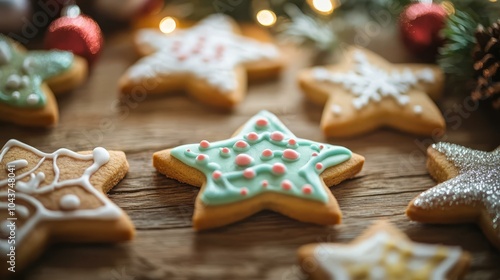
[2,28,500,280]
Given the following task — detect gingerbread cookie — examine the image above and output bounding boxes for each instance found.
[298,46,445,138]
[407,142,500,250]
[298,221,470,280]
[119,14,282,109]
[153,111,364,230]
[0,139,134,274]
[0,35,87,127]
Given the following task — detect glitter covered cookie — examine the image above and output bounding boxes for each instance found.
[407,142,500,250]
[153,111,364,230]
[0,35,87,127]
[0,140,134,274]
[298,46,445,138]
[119,14,282,109]
[298,221,470,280]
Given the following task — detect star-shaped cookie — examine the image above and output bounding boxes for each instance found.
[0,139,134,274]
[0,35,87,127]
[119,14,282,109]
[298,46,445,138]
[298,221,470,280]
[407,142,500,250]
[153,111,364,230]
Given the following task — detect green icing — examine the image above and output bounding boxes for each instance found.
[171,110,352,206]
[0,35,74,109]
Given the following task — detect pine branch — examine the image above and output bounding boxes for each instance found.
[438,11,478,78]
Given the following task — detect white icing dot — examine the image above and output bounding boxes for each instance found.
[59,194,81,210]
[418,68,435,82]
[11,91,20,100]
[352,99,363,110]
[93,147,110,165]
[6,159,28,170]
[312,68,331,81]
[398,95,410,105]
[26,93,39,105]
[6,74,21,89]
[21,75,30,87]
[22,57,35,73]
[413,105,423,115]
[330,104,342,116]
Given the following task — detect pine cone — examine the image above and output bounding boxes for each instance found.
[472,20,500,109]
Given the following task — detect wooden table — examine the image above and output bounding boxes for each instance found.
[2,28,500,280]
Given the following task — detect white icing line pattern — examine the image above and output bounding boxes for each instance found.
[126,14,279,92]
[0,140,122,254]
[314,231,462,280]
[312,51,434,110]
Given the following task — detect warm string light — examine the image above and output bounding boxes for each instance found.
[441,1,455,15]
[308,0,338,15]
[256,9,277,27]
[159,16,177,34]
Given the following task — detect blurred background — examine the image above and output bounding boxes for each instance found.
[1,0,499,111]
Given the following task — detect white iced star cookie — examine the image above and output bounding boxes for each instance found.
[0,139,134,274]
[298,46,445,138]
[153,111,364,230]
[298,221,471,280]
[407,142,500,250]
[119,14,283,109]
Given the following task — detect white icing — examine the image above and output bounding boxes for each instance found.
[312,51,434,109]
[314,231,462,280]
[6,74,21,89]
[6,159,28,170]
[59,194,80,210]
[126,14,279,92]
[26,93,39,105]
[22,57,34,74]
[21,75,30,87]
[413,105,423,115]
[11,91,20,99]
[331,104,342,116]
[0,41,11,65]
[0,140,122,254]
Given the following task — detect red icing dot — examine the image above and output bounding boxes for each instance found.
[240,187,248,196]
[202,57,210,63]
[272,163,287,175]
[288,139,297,146]
[186,149,191,152]
[197,154,207,161]
[192,48,201,54]
[235,140,248,149]
[262,149,273,157]
[235,154,253,166]
[270,131,284,141]
[283,149,299,160]
[212,171,222,180]
[319,145,324,150]
[312,152,318,157]
[281,180,292,191]
[199,140,210,149]
[315,163,323,170]
[221,147,230,154]
[177,54,188,61]
[261,180,268,188]
[243,169,255,179]
[247,132,259,141]
[256,118,268,127]
[302,184,313,194]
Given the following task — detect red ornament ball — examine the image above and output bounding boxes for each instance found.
[44,12,103,66]
[399,3,447,58]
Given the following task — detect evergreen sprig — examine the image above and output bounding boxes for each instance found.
[438,11,478,77]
